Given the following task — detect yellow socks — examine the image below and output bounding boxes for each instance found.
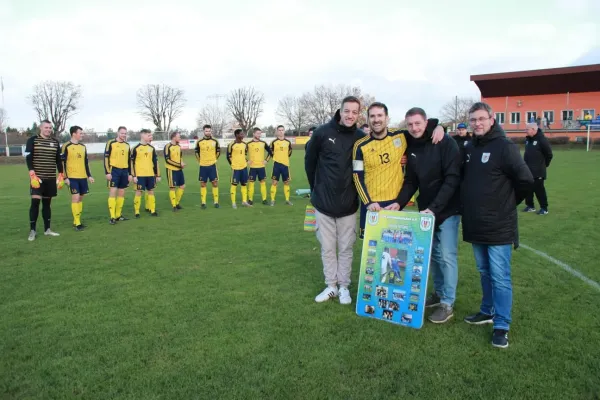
[212,187,219,204]
[260,181,267,201]
[230,185,237,204]
[284,184,290,201]
[241,185,248,203]
[108,197,116,219]
[72,203,81,226]
[169,190,177,207]
[201,186,207,204]
[270,185,277,201]
[134,195,141,214]
[148,194,156,213]
[248,182,255,201]
[176,188,184,205]
[116,197,125,218]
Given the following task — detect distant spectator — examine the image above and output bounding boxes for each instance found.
[584,112,592,120]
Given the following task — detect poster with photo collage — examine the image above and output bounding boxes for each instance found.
[355,210,435,329]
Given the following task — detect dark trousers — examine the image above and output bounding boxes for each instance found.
[526,177,548,209]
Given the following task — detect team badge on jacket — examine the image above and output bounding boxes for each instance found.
[481,153,490,163]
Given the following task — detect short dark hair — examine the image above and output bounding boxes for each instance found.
[69,125,82,135]
[40,119,51,125]
[341,96,361,110]
[203,124,211,130]
[117,126,127,132]
[468,102,493,118]
[368,102,388,116]
[170,131,179,139]
[309,126,316,132]
[277,125,284,130]
[140,129,151,134]
[234,128,243,135]
[361,124,369,129]
[405,107,427,120]
[253,127,262,133]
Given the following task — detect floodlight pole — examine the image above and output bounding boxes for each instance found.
[587,124,591,152]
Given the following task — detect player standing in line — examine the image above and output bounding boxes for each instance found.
[130,129,161,217]
[269,125,293,206]
[104,126,132,225]
[227,129,251,208]
[352,102,443,238]
[164,131,186,212]
[144,134,154,213]
[61,125,95,231]
[247,127,273,205]
[25,119,64,241]
[195,124,220,209]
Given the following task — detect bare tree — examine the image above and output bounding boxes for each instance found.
[136,84,186,134]
[29,81,81,135]
[226,87,265,134]
[302,84,374,126]
[197,103,229,138]
[276,96,309,135]
[439,96,477,126]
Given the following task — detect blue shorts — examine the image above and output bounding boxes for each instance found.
[231,168,248,185]
[109,167,129,189]
[166,169,185,188]
[360,199,397,239]
[69,178,89,195]
[135,177,156,191]
[271,162,290,182]
[249,167,267,182]
[199,165,219,183]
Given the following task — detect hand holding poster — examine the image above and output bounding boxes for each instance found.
[355,210,435,329]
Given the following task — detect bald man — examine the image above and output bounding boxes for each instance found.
[523,123,553,215]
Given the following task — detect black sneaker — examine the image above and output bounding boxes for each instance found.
[523,206,536,213]
[429,304,454,324]
[151,212,158,217]
[464,312,494,325]
[109,218,116,225]
[262,200,269,205]
[214,203,220,209]
[75,224,85,231]
[247,200,253,206]
[425,292,441,308]
[145,209,151,213]
[176,204,183,210]
[173,207,178,212]
[135,214,140,219]
[492,329,509,348]
[117,216,129,221]
[537,208,548,215]
[201,204,207,210]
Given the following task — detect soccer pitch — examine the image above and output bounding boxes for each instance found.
[1,149,599,399]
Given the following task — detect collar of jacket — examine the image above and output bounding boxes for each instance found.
[472,122,505,146]
[329,109,357,134]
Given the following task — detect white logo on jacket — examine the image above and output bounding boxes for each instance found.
[481,153,490,163]
[533,141,537,146]
[328,138,336,145]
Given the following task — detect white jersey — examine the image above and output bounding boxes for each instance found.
[381,251,391,277]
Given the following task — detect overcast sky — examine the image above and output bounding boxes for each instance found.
[1,0,599,132]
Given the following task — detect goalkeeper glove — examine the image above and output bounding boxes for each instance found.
[57,173,65,190]
[29,171,41,189]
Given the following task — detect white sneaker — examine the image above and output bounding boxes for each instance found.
[242,202,252,207]
[28,230,36,241]
[339,287,352,305]
[232,203,237,209]
[315,286,338,303]
[44,229,60,237]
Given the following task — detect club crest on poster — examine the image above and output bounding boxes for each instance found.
[356,210,435,329]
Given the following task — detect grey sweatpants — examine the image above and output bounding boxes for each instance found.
[315,210,357,288]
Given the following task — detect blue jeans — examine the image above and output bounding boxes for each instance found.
[472,244,513,331]
[430,215,460,306]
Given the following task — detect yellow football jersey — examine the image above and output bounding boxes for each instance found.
[227,141,248,170]
[131,143,160,177]
[195,137,220,167]
[247,140,272,168]
[270,139,292,166]
[352,131,408,203]
[104,139,130,173]
[164,142,182,171]
[61,142,90,179]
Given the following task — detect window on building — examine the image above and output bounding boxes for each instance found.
[526,112,537,123]
[510,112,521,124]
[583,109,595,119]
[543,111,554,123]
[495,112,505,124]
[562,110,573,121]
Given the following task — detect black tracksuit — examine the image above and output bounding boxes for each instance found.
[461,123,534,245]
[524,129,553,210]
[397,132,462,229]
[305,110,366,218]
[452,133,471,159]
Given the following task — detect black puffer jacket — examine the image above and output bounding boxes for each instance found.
[461,123,533,245]
[524,129,553,179]
[305,110,366,218]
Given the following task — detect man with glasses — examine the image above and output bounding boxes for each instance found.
[460,102,533,349]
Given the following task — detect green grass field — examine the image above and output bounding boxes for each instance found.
[1,149,599,399]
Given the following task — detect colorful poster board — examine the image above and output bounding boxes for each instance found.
[355,210,435,329]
